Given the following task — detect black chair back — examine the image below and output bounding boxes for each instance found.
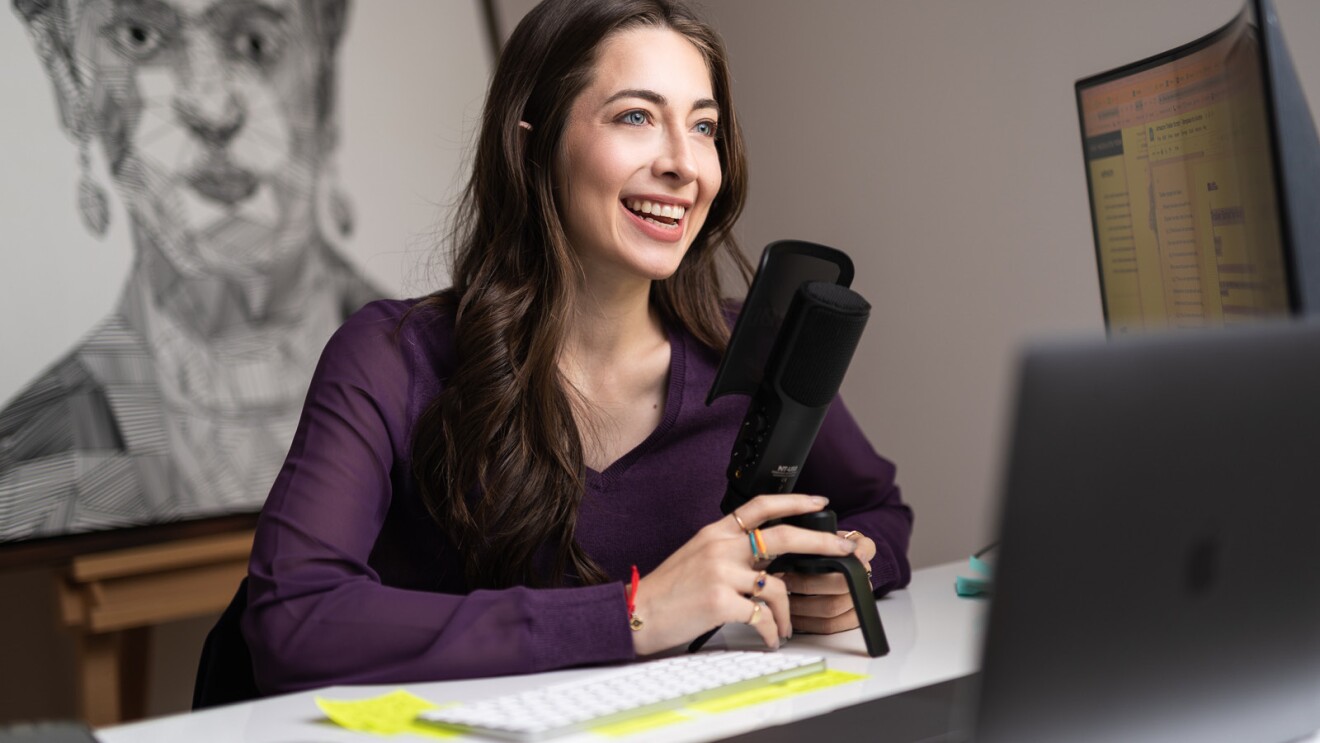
[192,577,260,709]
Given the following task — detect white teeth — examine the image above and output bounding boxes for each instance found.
[625,198,686,220]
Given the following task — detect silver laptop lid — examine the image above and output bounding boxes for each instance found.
[975,320,1320,743]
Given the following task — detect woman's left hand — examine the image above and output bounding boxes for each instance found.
[780,530,876,634]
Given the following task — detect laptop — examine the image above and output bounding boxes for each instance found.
[973,320,1320,743]
[721,321,1320,743]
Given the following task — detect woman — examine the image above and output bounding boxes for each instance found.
[243,0,913,693]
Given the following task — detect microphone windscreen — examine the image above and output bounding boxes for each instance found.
[780,282,871,407]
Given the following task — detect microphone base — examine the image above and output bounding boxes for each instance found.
[773,509,889,657]
[695,499,891,658]
[767,551,890,657]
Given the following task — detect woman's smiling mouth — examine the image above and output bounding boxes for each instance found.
[622,197,687,226]
[620,198,688,242]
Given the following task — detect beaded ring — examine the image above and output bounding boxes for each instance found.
[748,529,768,561]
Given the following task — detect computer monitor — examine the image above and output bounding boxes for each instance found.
[1076,0,1320,334]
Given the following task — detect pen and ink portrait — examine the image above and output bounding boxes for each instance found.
[0,0,489,544]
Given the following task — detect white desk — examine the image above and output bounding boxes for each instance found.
[96,560,986,743]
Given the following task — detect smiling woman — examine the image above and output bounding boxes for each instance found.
[239,0,913,694]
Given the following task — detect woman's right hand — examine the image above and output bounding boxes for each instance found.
[629,494,859,655]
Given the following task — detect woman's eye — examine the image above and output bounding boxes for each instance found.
[231,24,284,66]
[695,120,718,138]
[109,21,166,60]
[236,33,267,62]
[621,110,649,126]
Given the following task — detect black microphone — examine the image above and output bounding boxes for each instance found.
[690,277,890,657]
[722,280,870,513]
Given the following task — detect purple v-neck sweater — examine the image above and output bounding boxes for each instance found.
[243,299,913,694]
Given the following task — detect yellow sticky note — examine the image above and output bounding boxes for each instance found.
[688,669,867,714]
[315,690,459,739]
[590,709,691,738]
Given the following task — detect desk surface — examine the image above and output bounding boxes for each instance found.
[98,560,985,742]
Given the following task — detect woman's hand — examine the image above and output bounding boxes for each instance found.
[781,530,876,634]
[630,494,859,656]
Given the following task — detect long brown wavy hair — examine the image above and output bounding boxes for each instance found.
[411,0,752,590]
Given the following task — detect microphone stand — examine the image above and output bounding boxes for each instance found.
[688,495,890,657]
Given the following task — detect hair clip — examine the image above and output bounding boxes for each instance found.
[518,120,533,132]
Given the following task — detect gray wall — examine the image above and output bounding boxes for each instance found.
[502,0,1320,568]
[707,0,1320,569]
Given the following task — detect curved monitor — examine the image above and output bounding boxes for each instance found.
[1076,0,1320,334]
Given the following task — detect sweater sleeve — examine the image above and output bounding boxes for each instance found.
[793,397,914,596]
[242,302,635,694]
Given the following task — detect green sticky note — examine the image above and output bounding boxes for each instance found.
[955,574,993,597]
[591,709,691,737]
[969,554,993,576]
[688,669,867,714]
[315,690,459,739]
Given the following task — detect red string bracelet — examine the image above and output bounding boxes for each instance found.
[627,565,643,631]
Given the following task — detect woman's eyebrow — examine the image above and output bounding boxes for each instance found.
[602,89,720,113]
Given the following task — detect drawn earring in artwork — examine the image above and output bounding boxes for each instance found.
[45,22,109,239]
[77,142,109,238]
[330,171,354,238]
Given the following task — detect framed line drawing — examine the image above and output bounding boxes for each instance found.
[0,0,492,556]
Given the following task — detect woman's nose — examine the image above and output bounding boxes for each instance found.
[175,93,245,147]
[653,127,699,184]
[173,36,245,148]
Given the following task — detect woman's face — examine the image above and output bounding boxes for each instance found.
[63,0,331,278]
[555,26,722,288]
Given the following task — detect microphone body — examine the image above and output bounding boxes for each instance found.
[722,281,871,514]
[692,276,890,658]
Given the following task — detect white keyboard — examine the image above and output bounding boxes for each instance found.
[416,650,826,741]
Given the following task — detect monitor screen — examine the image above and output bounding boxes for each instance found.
[1077,8,1290,334]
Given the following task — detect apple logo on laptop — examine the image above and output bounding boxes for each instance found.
[1185,534,1220,598]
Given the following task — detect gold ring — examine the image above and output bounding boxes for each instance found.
[842,530,861,541]
[751,570,768,598]
[732,510,751,533]
[746,601,762,625]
